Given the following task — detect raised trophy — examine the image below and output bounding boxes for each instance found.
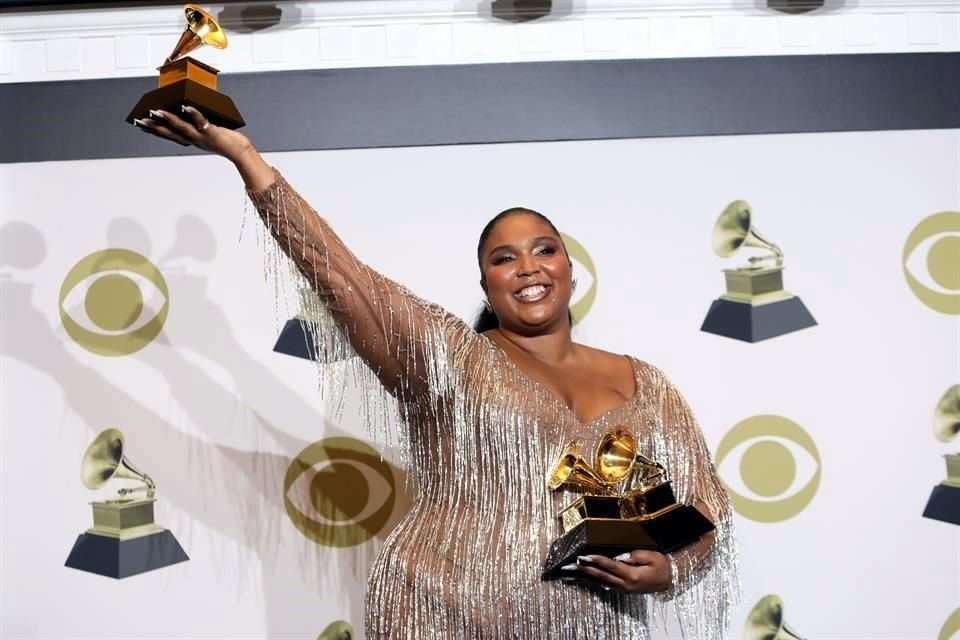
[126,4,244,142]
[541,427,715,579]
[744,595,807,640]
[700,200,816,343]
[64,429,188,578]
[923,385,960,525]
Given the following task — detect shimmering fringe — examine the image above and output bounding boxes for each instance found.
[246,175,740,640]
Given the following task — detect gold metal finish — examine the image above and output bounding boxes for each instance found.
[744,594,807,640]
[944,453,960,489]
[934,385,960,443]
[89,500,162,540]
[80,428,155,500]
[595,427,637,485]
[164,4,227,65]
[712,200,784,270]
[546,440,614,495]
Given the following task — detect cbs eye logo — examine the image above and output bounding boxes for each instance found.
[715,415,821,523]
[940,607,960,640]
[59,249,170,356]
[284,437,396,547]
[560,232,597,325]
[903,211,960,315]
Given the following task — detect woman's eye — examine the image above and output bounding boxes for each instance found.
[537,247,557,256]
[492,255,513,265]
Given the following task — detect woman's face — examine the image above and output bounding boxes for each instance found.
[480,213,573,335]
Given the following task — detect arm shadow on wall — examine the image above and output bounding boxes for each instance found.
[0,218,413,638]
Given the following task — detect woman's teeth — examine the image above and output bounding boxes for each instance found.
[516,285,548,301]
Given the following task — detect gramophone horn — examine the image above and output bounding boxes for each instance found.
[547,440,612,494]
[595,427,636,485]
[712,200,783,260]
[934,384,960,443]
[744,594,807,640]
[316,620,353,640]
[165,4,228,65]
[80,428,155,494]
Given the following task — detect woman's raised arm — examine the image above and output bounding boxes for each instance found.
[138,107,470,400]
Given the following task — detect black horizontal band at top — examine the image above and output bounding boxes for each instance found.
[1,52,957,163]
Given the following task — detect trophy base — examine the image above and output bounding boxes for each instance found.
[541,504,715,579]
[126,78,245,144]
[922,483,960,525]
[274,318,318,361]
[700,296,817,343]
[64,529,188,579]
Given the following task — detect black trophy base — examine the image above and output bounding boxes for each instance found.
[700,296,816,343]
[274,318,317,361]
[541,505,715,579]
[126,79,245,145]
[923,483,960,525]
[65,530,189,579]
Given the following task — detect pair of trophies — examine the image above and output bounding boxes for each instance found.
[542,427,715,578]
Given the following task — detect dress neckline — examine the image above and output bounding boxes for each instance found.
[480,333,640,427]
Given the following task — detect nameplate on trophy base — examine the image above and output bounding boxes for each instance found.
[126,57,245,143]
[541,503,715,579]
[922,454,960,526]
[65,529,189,579]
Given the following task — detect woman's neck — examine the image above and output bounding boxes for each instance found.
[491,324,576,368]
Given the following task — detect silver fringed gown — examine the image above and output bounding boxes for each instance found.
[248,172,740,640]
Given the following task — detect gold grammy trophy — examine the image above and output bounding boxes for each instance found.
[923,385,960,525]
[744,595,807,640]
[541,428,715,579]
[64,429,188,578]
[700,200,817,342]
[126,4,244,142]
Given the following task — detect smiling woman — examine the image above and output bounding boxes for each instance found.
[134,105,740,640]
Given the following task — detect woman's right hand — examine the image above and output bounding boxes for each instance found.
[134,106,252,163]
[134,106,274,191]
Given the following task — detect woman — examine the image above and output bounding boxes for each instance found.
[137,108,739,639]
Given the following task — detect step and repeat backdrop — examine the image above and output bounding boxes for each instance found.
[1,128,958,639]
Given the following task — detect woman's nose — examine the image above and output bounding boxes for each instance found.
[516,252,540,276]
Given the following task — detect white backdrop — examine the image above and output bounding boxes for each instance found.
[1,128,958,639]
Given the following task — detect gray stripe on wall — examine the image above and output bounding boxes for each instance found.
[1,52,958,163]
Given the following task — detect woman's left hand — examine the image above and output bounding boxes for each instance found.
[562,550,672,594]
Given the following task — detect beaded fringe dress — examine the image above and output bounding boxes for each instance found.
[248,171,740,640]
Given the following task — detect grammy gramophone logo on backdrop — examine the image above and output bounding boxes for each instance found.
[744,594,807,640]
[59,249,169,356]
[317,620,354,640]
[715,415,821,523]
[284,437,397,547]
[902,211,960,315]
[923,385,960,526]
[65,429,188,579]
[701,201,816,343]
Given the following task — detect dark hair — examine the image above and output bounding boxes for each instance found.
[473,207,571,332]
